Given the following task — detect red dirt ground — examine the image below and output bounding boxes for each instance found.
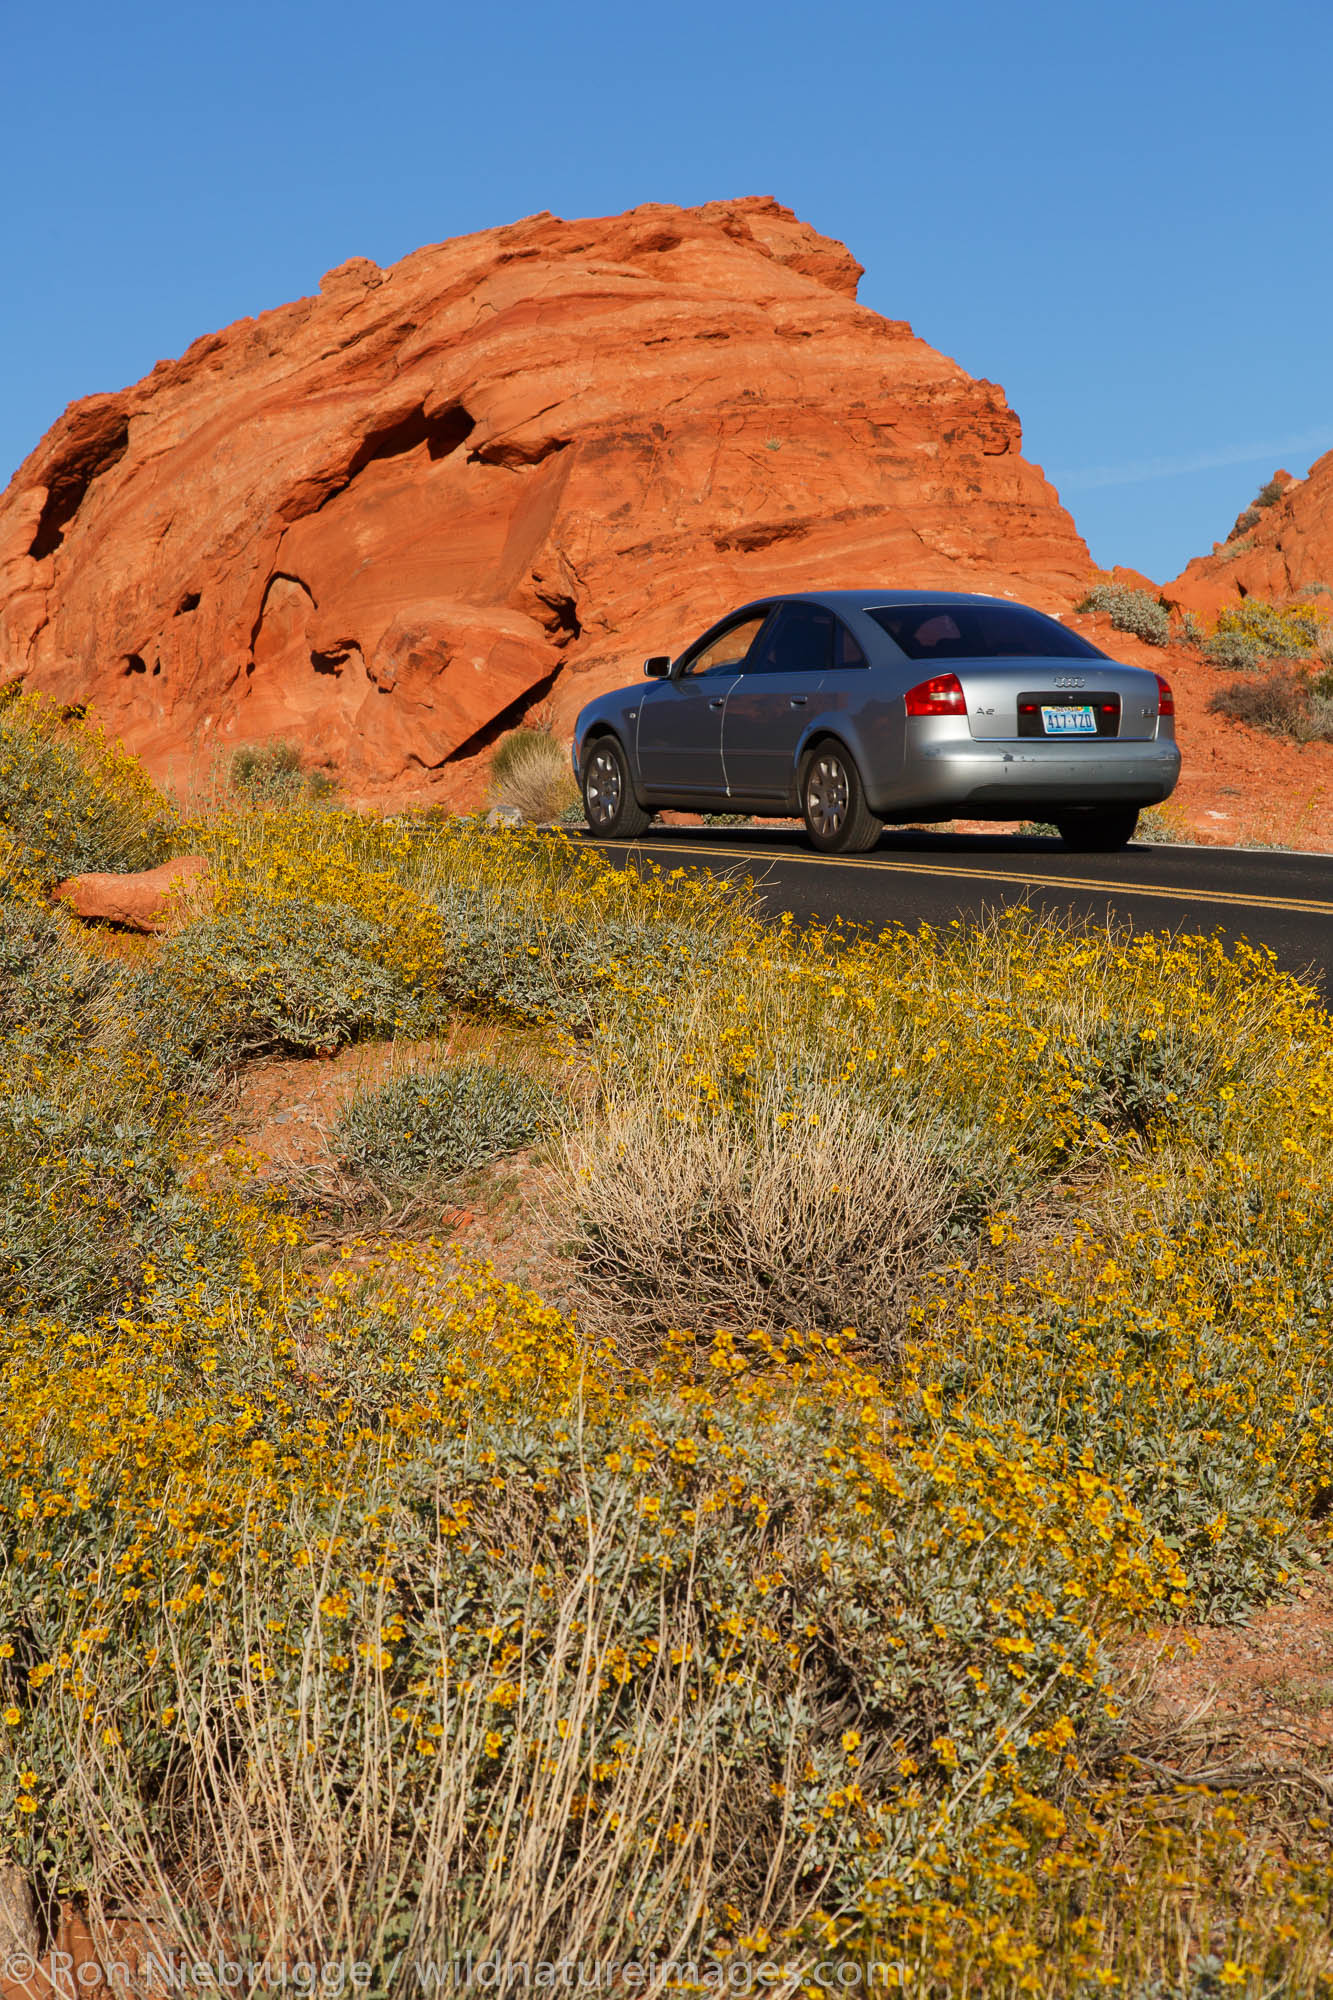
[1138,1571,1333,1768]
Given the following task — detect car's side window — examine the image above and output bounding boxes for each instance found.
[832,617,868,669]
[680,611,771,677]
[744,602,835,675]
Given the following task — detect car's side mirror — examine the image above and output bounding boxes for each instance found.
[643,655,671,678]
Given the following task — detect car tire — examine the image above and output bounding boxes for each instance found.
[800,742,882,854]
[581,736,652,839]
[1054,807,1140,852]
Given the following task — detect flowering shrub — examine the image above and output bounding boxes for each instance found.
[173,810,738,1043]
[0,692,175,882]
[0,718,1331,1988]
[1204,598,1328,671]
[0,1255,1179,1971]
[151,895,432,1062]
[0,894,118,1047]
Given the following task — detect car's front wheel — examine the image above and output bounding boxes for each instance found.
[581,737,652,838]
[800,743,882,854]
[1053,807,1140,852]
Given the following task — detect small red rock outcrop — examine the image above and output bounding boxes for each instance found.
[53,854,211,932]
[0,197,1094,806]
[1168,451,1333,618]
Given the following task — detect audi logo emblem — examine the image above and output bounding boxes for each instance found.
[1053,675,1086,689]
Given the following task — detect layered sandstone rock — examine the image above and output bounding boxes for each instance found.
[1168,451,1333,618]
[0,198,1094,803]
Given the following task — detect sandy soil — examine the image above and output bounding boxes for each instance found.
[1131,1571,1333,1780]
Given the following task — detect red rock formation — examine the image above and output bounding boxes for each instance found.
[53,854,211,932]
[0,198,1095,804]
[1168,452,1333,619]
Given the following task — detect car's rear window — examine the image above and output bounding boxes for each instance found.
[867,602,1105,662]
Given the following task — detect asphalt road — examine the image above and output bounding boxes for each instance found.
[580,826,1333,993]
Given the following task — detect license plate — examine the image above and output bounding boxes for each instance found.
[1042,705,1096,736]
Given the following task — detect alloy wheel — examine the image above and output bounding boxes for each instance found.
[585,746,623,827]
[805,752,849,840]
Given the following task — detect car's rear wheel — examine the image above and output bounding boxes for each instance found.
[800,743,882,854]
[1053,807,1140,852]
[581,736,652,839]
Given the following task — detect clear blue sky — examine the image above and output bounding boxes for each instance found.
[4,0,1330,582]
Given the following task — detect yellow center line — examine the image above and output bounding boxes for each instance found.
[600,839,1333,920]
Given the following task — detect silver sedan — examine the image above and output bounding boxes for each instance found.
[572,590,1180,853]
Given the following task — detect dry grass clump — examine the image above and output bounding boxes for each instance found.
[487,724,579,824]
[553,1072,961,1355]
[1208,664,1333,743]
[65,1503,779,1977]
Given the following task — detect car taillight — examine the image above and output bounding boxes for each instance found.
[1155,673,1175,717]
[904,672,967,717]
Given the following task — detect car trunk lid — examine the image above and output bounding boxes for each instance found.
[951,659,1161,741]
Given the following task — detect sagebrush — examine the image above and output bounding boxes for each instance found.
[1075,583,1169,646]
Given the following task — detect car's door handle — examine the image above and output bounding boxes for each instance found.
[789,696,808,707]
[708,697,725,710]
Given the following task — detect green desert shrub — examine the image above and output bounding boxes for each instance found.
[1067,1020,1226,1143]
[1225,477,1286,545]
[1134,803,1197,844]
[1205,625,1265,672]
[145,897,429,1067]
[231,738,337,805]
[487,725,579,825]
[1075,584,1169,646]
[175,811,739,1051]
[1306,692,1333,740]
[429,883,729,1033]
[0,692,175,882]
[0,896,119,1048]
[333,1056,557,1194]
[0,1068,250,1322]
